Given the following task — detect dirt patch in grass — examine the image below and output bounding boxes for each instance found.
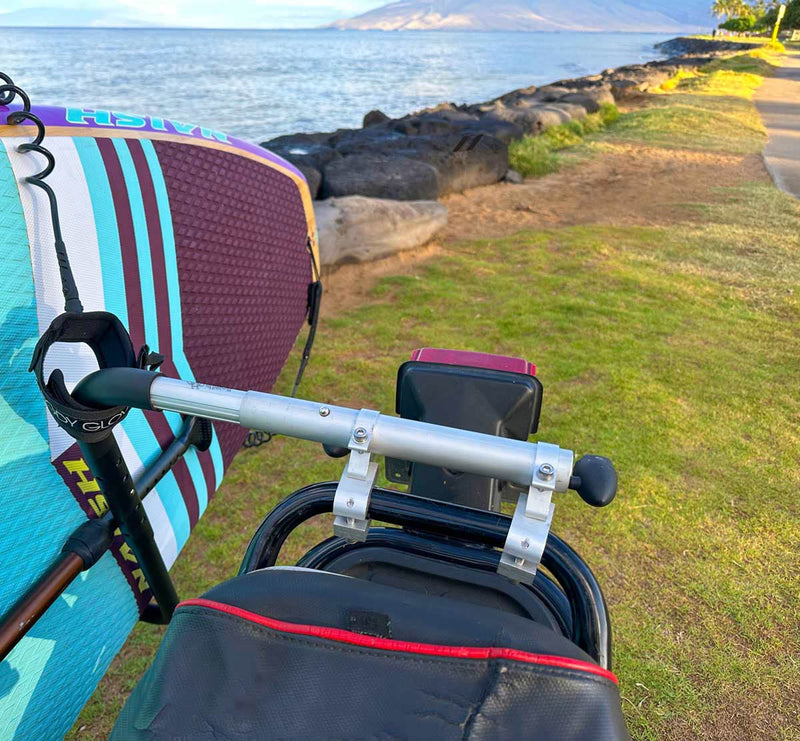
[441,144,769,241]
[321,241,444,319]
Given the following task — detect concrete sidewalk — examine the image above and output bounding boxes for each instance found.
[755,54,800,198]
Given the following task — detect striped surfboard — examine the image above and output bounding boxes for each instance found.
[0,105,318,739]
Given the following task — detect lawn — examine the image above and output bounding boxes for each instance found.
[71,53,800,739]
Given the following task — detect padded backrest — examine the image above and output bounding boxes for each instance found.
[0,103,316,739]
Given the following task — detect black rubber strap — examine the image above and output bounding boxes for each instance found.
[29,311,139,443]
[291,279,323,397]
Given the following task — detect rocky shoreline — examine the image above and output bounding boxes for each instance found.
[265,37,748,266]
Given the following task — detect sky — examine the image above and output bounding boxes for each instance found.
[0,0,386,27]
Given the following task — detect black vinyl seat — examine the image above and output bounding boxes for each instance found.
[111,568,630,740]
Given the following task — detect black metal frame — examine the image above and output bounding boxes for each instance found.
[240,482,612,669]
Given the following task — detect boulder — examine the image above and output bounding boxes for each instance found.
[438,135,509,194]
[605,65,672,92]
[262,132,340,174]
[557,90,615,114]
[557,93,600,114]
[315,196,447,266]
[294,161,322,200]
[262,132,333,156]
[494,85,538,106]
[547,102,588,120]
[391,110,479,137]
[503,169,524,185]
[519,106,573,132]
[321,154,440,201]
[481,103,570,136]
[328,125,405,150]
[462,116,524,144]
[331,133,508,197]
[609,79,643,103]
[389,134,509,196]
[532,86,574,103]
[363,109,391,127]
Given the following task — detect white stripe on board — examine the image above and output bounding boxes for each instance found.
[113,425,178,569]
[3,137,104,460]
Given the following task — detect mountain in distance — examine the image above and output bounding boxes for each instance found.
[328,0,713,32]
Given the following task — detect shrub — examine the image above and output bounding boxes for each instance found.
[508,137,560,177]
[719,15,756,32]
[599,103,620,125]
[508,104,620,178]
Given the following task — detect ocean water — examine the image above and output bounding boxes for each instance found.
[0,28,673,143]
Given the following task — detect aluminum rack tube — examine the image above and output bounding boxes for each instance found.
[149,377,574,491]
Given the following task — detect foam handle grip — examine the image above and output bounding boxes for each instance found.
[72,367,159,411]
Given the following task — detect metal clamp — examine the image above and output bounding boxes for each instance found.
[333,409,380,542]
[498,442,573,584]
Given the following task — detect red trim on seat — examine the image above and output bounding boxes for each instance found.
[178,598,618,684]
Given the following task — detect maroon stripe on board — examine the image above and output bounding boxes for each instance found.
[96,138,145,348]
[127,139,217,510]
[98,137,199,528]
[124,138,201,529]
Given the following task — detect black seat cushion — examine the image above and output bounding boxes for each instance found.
[112,568,629,740]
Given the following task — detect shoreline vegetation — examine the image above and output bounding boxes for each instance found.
[71,38,800,740]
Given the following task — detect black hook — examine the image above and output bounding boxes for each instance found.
[1,72,83,314]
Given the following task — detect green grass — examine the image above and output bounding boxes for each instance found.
[509,103,619,177]
[607,54,776,154]
[70,52,800,739]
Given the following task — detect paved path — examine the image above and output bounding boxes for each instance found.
[755,54,800,198]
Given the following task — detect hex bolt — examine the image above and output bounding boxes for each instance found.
[353,427,368,443]
[537,463,555,481]
[521,538,530,550]
[319,406,331,417]
[346,498,355,508]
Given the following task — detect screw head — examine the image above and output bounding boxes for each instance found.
[319,406,331,417]
[537,462,555,481]
[353,427,368,443]
[521,538,531,550]
[346,498,355,508]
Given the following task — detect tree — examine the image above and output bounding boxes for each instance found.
[759,0,800,29]
[720,14,757,29]
[712,0,753,19]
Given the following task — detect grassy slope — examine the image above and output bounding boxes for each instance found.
[71,54,800,739]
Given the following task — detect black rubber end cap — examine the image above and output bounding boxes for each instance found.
[571,455,618,508]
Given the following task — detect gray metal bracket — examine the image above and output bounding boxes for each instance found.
[498,442,571,584]
[333,409,380,542]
